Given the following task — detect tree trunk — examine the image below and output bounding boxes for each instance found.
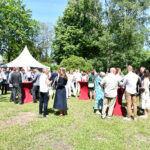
[107,55,110,72]
[7,47,11,62]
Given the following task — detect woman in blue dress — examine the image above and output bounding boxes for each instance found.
[53,68,68,116]
[94,72,105,114]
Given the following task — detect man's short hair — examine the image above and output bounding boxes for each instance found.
[127,65,133,71]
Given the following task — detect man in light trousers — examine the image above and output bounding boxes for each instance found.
[101,68,120,119]
[121,65,138,121]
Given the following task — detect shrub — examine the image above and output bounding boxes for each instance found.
[59,55,93,72]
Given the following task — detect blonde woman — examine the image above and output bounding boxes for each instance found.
[53,68,68,116]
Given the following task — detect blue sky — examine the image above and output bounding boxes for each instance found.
[23,0,68,25]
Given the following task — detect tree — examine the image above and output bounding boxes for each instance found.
[0,0,39,62]
[52,0,150,71]
[101,0,150,71]
[52,0,103,63]
[59,55,93,72]
[35,22,54,62]
[142,50,150,70]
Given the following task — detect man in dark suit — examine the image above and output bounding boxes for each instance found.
[10,67,22,104]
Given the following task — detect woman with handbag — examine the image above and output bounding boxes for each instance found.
[53,68,68,116]
[88,71,95,100]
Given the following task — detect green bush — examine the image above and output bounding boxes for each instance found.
[59,55,93,72]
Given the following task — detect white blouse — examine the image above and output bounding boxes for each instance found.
[39,73,49,93]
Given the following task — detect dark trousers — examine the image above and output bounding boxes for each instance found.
[39,92,49,116]
[10,87,13,102]
[1,84,7,95]
[12,86,22,103]
[32,85,39,102]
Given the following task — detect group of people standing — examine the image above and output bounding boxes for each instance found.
[0,66,150,120]
[0,67,45,104]
[0,67,69,117]
[90,66,150,120]
[39,66,150,119]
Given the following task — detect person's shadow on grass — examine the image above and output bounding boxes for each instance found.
[47,108,60,116]
[137,106,144,116]
[47,108,68,116]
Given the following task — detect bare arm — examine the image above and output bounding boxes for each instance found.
[45,78,50,86]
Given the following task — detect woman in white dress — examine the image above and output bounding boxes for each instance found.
[140,70,150,118]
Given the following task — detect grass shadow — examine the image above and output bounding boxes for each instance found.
[47,108,60,116]
[137,106,144,116]
[47,108,55,114]
[47,108,68,116]
[122,102,127,107]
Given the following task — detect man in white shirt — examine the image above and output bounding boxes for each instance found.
[101,68,120,119]
[74,70,82,96]
[121,65,138,121]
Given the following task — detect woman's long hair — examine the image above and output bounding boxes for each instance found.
[144,70,149,78]
[59,68,68,80]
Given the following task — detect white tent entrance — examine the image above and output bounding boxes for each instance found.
[2,46,49,69]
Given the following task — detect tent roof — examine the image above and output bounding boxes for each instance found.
[3,46,49,69]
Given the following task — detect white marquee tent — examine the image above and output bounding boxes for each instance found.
[2,46,49,69]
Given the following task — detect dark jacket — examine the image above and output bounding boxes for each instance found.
[51,72,58,90]
[10,72,22,87]
[51,72,58,82]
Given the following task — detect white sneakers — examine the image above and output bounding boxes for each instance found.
[107,116,113,120]
[123,117,137,121]
[123,117,131,121]
[96,111,101,115]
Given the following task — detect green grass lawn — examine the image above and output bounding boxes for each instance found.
[0,92,150,150]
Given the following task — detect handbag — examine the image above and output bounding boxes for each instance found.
[88,83,94,88]
[49,87,54,96]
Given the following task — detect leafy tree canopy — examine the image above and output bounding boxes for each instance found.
[52,0,103,63]
[0,0,39,62]
[59,55,93,72]
[52,0,150,72]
